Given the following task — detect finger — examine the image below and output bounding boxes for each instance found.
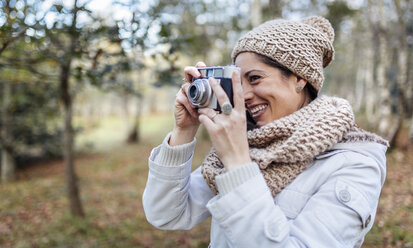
[195,61,206,68]
[232,70,245,112]
[181,82,191,96]
[177,96,198,119]
[198,108,218,120]
[199,114,216,133]
[208,77,231,111]
[181,83,200,118]
[184,66,201,82]
[183,62,207,82]
[185,98,199,118]
[176,88,199,118]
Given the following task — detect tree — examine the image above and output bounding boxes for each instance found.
[38,0,126,217]
[251,0,263,27]
[0,0,27,182]
[111,0,154,143]
[386,0,410,146]
[46,0,86,217]
[0,0,51,182]
[111,0,251,143]
[1,80,14,182]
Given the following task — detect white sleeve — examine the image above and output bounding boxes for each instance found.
[154,132,196,166]
[142,134,214,230]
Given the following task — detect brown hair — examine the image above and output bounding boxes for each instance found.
[255,53,317,100]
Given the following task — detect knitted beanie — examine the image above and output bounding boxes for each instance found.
[231,16,335,92]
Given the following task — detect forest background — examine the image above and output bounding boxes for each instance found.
[0,0,412,247]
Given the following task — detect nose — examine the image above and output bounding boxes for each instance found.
[242,81,254,103]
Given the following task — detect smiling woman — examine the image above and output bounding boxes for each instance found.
[142,16,389,248]
[236,52,310,127]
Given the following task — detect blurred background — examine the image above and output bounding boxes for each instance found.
[0,0,412,247]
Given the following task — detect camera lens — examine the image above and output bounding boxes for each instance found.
[189,85,198,99]
[187,79,211,107]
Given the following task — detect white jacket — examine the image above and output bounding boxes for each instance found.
[142,134,387,248]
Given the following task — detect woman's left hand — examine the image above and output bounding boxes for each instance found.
[198,70,251,170]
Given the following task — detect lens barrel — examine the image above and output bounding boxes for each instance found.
[187,79,211,107]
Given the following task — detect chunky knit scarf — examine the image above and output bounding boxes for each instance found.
[201,96,389,196]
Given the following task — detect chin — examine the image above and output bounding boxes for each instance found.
[255,119,269,127]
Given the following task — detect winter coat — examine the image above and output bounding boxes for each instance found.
[142,135,387,248]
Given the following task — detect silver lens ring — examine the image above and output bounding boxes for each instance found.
[188,79,211,107]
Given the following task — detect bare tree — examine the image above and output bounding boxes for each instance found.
[365,0,381,124]
[251,0,263,27]
[387,0,410,146]
[375,0,393,137]
[263,0,283,19]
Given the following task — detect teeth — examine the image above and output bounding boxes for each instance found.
[250,104,268,114]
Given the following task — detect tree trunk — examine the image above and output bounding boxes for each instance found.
[127,95,143,143]
[251,0,262,28]
[406,0,413,144]
[57,0,84,218]
[60,62,84,217]
[365,0,380,125]
[127,71,144,143]
[407,41,413,117]
[409,116,413,143]
[388,88,405,147]
[1,81,16,183]
[1,149,15,182]
[352,26,364,113]
[266,0,283,19]
[388,0,409,145]
[122,92,131,139]
[364,56,376,123]
[375,0,392,137]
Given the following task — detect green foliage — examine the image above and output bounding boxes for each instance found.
[0,82,62,166]
[0,0,63,166]
[1,0,134,167]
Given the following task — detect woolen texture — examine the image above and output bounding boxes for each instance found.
[201,96,389,196]
[231,16,334,92]
[155,133,196,166]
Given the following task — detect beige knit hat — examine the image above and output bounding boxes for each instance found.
[231,16,335,92]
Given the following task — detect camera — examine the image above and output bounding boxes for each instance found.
[187,65,240,112]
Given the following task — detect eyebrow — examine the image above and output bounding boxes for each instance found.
[244,69,265,78]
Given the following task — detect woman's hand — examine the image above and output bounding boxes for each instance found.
[198,70,251,170]
[170,62,206,146]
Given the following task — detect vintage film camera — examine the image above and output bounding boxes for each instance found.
[187,65,239,112]
[187,65,257,129]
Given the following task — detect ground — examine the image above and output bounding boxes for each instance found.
[0,115,412,247]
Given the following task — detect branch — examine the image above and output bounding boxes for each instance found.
[0,60,58,81]
[0,26,30,56]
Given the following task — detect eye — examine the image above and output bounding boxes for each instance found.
[249,75,261,83]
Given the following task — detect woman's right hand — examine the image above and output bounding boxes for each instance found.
[169,62,206,146]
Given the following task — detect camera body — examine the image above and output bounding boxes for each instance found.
[187,65,239,111]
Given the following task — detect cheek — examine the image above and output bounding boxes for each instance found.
[267,86,298,114]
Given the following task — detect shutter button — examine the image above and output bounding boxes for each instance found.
[338,189,351,202]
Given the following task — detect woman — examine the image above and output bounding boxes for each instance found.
[142,16,388,247]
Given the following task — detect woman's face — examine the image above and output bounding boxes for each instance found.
[235,52,307,127]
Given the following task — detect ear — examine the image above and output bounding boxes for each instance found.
[295,76,307,92]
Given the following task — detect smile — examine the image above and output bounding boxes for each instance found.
[248,104,268,117]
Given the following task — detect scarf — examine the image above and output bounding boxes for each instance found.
[201,96,389,196]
